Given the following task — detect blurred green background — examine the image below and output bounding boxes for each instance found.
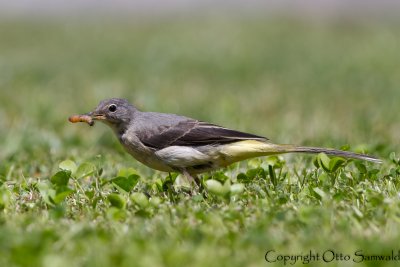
[0,11,400,267]
[1,16,398,172]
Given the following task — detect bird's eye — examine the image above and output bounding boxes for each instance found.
[108,104,117,112]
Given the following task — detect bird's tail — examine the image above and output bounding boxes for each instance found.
[220,140,382,164]
[274,144,382,163]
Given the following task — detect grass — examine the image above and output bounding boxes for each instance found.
[0,15,400,266]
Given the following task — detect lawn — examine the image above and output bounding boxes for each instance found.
[0,16,400,267]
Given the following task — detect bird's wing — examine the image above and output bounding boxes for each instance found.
[134,112,268,150]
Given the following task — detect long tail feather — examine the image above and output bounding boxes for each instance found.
[220,141,382,164]
[282,145,382,163]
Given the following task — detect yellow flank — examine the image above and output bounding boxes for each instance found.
[218,140,286,165]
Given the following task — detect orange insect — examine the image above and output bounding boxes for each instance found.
[68,115,94,126]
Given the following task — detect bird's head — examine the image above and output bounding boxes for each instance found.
[84,98,137,131]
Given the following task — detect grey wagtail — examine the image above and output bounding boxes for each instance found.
[69,98,381,182]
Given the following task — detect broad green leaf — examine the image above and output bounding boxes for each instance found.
[59,160,77,174]
[355,162,367,174]
[206,179,230,196]
[329,157,346,172]
[111,174,140,192]
[53,187,74,204]
[246,167,266,180]
[317,153,331,172]
[149,197,162,207]
[75,162,96,179]
[212,172,229,183]
[206,179,223,195]
[131,192,149,209]
[248,158,261,168]
[230,183,244,195]
[50,170,71,186]
[264,156,283,168]
[237,173,251,183]
[107,193,125,209]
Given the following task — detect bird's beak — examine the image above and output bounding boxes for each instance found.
[86,111,106,121]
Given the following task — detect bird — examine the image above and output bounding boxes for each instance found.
[69,98,381,184]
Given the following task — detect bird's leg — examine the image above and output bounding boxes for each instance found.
[180,168,200,190]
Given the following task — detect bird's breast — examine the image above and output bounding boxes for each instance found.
[118,132,174,172]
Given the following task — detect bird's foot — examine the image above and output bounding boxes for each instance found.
[180,169,203,194]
